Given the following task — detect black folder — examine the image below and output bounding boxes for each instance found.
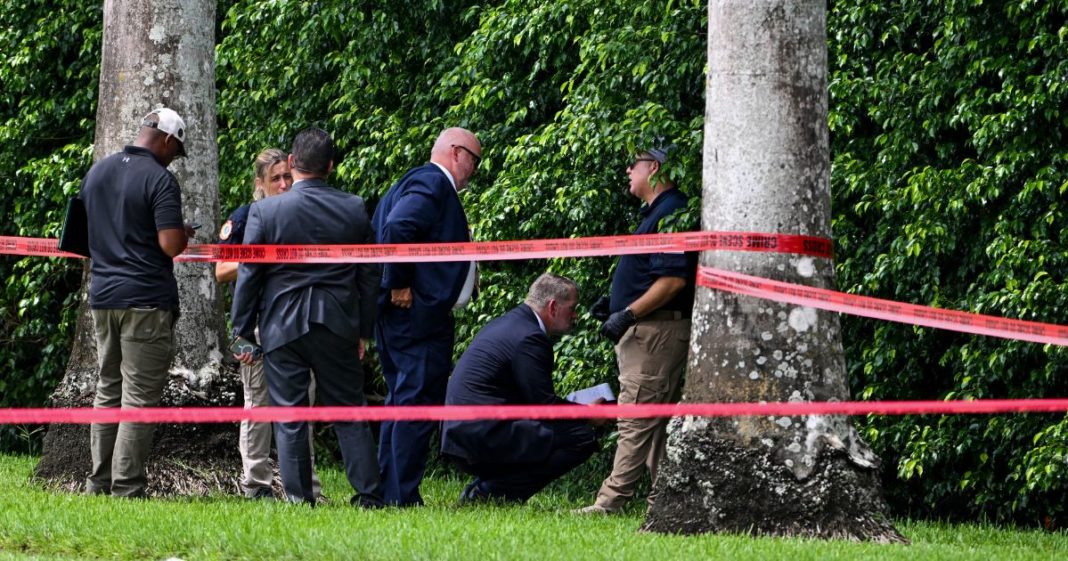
[58,197,90,257]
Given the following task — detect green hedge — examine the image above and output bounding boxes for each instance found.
[829,0,1068,524]
[0,0,100,452]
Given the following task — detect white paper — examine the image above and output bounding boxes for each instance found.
[565,383,616,405]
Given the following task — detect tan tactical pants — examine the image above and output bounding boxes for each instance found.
[594,316,689,511]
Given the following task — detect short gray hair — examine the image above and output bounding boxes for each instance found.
[525,273,578,310]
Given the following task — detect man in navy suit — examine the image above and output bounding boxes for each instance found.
[231,127,383,507]
[372,127,481,506]
[441,273,602,503]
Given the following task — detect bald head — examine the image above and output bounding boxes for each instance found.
[430,127,481,191]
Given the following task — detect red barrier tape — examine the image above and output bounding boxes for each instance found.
[7,235,1065,422]
[0,399,1066,425]
[699,267,1068,346]
[0,237,81,258]
[0,231,834,262]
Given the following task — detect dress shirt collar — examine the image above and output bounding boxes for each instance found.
[531,305,547,335]
[431,162,457,191]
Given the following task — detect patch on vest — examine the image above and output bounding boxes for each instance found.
[219,220,233,241]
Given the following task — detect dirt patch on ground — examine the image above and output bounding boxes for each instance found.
[642,427,906,543]
[33,420,243,497]
[33,364,246,497]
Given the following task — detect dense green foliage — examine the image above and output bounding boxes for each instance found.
[0,0,1065,525]
[214,0,705,392]
[829,0,1068,524]
[2,455,1066,560]
[0,1,99,452]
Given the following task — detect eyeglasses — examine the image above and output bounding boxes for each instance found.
[628,158,657,168]
[452,144,482,168]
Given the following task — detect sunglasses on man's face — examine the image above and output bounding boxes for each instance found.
[453,144,482,168]
[628,158,657,168]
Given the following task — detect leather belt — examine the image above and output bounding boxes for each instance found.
[640,309,690,321]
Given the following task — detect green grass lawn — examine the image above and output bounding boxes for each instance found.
[0,454,1064,560]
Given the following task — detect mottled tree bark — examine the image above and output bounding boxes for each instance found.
[642,0,904,542]
[35,0,242,496]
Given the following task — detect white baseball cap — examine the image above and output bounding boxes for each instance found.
[142,107,187,156]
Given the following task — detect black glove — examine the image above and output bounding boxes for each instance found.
[600,308,636,344]
[590,296,611,321]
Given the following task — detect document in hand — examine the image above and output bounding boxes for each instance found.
[565,383,616,405]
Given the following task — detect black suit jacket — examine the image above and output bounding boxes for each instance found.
[231,179,380,353]
[372,163,470,337]
[441,304,570,464]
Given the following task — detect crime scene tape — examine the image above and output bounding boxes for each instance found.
[698,267,1068,347]
[4,232,1065,424]
[1,399,1068,425]
[0,237,76,258]
[0,231,835,262]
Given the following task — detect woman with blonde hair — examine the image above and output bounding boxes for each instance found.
[216,148,322,500]
[216,148,291,281]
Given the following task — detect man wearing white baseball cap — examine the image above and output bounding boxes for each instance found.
[141,107,187,158]
[80,105,196,498]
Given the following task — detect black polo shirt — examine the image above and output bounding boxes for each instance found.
[609,188,695,314]
[80,145,183,310]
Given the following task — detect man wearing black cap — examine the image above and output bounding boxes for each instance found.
[81,106,195,498]
[576,145,695,515]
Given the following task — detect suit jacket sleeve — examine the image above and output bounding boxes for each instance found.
[355,204,381,339]
[379,175,446,289]
[513,334,570,405]
[230,202,266,342]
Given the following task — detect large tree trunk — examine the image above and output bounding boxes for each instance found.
[35,0,242,496]
[642,0,904,542]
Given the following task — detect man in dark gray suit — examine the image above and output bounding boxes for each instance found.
[231,127,383,507]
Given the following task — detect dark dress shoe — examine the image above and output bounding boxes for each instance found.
[351,495,385,509]
[457,479,490,505]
